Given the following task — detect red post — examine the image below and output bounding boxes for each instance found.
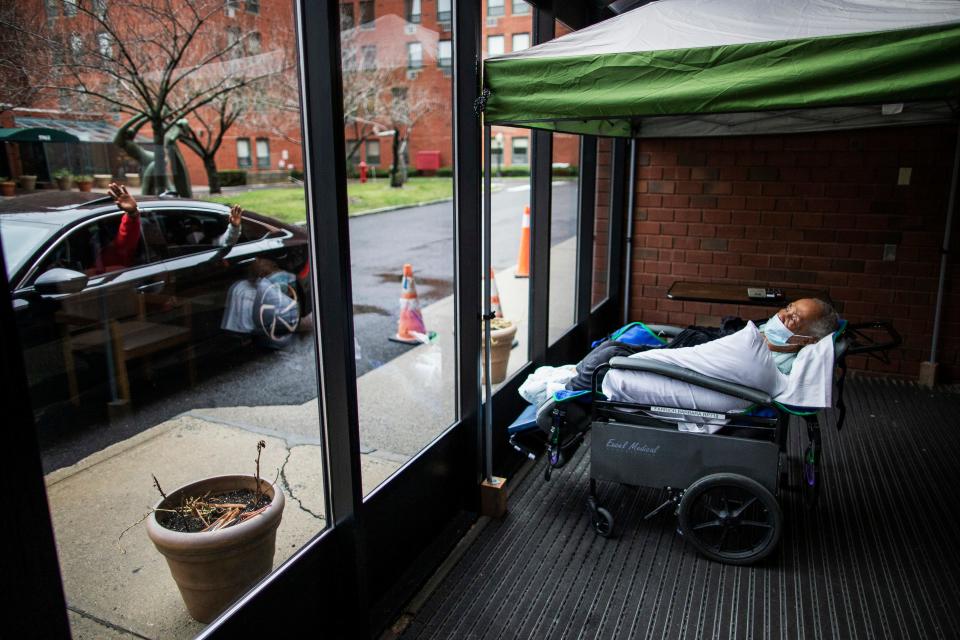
[359,160,368,184]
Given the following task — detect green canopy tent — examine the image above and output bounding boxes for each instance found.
[483,0,960,138]
[476,0,960,474]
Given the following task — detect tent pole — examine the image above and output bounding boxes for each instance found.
[483,124,493,484]
[622,138,637,325]
[929,123,960,365]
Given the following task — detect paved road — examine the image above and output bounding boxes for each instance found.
[37,178,579,471]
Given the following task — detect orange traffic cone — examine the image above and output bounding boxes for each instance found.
[515,205,530,278]
[489,267,504,318]
[390,263,428,344]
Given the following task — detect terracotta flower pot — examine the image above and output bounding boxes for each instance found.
[125,173,141,187]
[18,175,36,191]
[146,475,285,623]
[0,181,15,197]
[56,176,73,190]
[76,180,93,192]
[93,174,111,189]
[482,320,518,384]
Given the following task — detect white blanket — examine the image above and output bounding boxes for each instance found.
[601,322,835,413]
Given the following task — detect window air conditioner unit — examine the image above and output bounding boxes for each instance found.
[486,17,498,27]
[404,23,416,35]
[406,69,419,80]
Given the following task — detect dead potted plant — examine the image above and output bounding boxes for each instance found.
[482,317,518,384]
[0,177,15,197]
[145,441,285,623]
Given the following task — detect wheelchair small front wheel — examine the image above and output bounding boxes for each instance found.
[677,473,781,565]
[592,506,614,538]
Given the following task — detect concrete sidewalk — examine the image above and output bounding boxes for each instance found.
[46,238,576,638]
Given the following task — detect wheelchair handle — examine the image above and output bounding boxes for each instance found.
[844,320,902,356]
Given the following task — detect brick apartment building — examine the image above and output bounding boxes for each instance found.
[1,0,302,189]
[1,0,578,189]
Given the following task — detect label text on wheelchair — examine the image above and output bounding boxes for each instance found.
[606,439,660,455]
[650,406,725,420]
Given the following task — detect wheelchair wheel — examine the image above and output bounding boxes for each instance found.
[592,506,614,538]
[677,473,782,565]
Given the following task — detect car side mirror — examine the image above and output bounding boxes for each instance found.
[34,268,89,296]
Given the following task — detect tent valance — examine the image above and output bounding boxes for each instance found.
[0,128,80,143]
[482,0,960,137]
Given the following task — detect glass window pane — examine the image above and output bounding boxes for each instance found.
[341,2,355,29]
[437,0,451,22]
[340,1,456,496]
[256,138,270,169]
[11,3,328,635]
[485,5,532,387]
[438,40,451,68]
[549,133,580,344]
[359,0,374,26]
[487,0,505,17]
[487,35,504,57]
[511,32,529,52]
[512,0,530,15]
[592,137,612,308]
[547,20,580,345]
[237,138,251,168]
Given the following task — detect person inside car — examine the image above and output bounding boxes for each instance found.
[96,182,143,273]
[108,182,244,250]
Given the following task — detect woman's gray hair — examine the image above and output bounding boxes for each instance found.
[807,298,840,338]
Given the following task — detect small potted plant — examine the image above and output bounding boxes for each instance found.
[0,177,15,197]
[18,174,37,191]
[75,174,94,192]
[53,168,73,190]
[482,317,518,384]
[144,441,285,622]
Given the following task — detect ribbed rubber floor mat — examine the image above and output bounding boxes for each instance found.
[402,379,960,639]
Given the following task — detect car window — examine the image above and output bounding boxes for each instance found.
[239,218,274,243]
[33,213,149,280]
[0,219,57,281]
[152,209,231,258]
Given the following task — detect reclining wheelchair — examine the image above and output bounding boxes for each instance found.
[510,320,900,565]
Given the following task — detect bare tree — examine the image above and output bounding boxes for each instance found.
[39,0,283,191]
[0,3,52,116]
[179,94,242,194]
[385,85,439,188]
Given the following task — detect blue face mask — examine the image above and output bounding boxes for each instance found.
[764,313,794,345]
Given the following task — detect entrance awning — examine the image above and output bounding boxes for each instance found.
[12,117,151,143]
[0,127,80,143]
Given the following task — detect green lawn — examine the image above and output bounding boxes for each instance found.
[205,177,453,224]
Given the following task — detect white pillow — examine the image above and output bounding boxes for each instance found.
[601,322,787,413]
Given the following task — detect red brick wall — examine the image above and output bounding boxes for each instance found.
[623,124,960,381]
